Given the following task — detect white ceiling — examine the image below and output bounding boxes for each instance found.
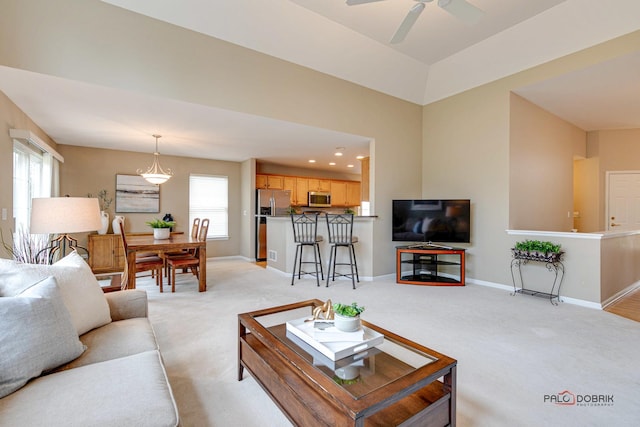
[1,0,639,174]
[0,66,370,174]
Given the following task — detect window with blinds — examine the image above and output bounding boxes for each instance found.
[13,140,58,232]
[189,174,228,240]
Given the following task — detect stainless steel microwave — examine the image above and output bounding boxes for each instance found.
[308,191,331,207]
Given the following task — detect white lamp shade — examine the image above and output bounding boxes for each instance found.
[30,197,102,234]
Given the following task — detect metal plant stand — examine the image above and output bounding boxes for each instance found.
[510,251,564,305]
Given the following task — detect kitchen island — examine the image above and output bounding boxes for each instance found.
[265,215,377,281]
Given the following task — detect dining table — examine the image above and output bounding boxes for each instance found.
[123,233,207,292]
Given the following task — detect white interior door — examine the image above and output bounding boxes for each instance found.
[607,172,640,231]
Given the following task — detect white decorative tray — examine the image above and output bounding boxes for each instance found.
[285,317,384,361]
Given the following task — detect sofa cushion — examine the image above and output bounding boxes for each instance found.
[0,277,86,398]
[0,251,111,335]
[56,317,159,371]
[0,350,179,427]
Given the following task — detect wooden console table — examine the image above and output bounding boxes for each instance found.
[396,245,466,286]
[88,231,183,274]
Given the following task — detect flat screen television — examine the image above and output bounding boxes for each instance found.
[392,199,470,243]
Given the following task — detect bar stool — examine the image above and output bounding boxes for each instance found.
[325,213,359,289]
[290,213,324,286]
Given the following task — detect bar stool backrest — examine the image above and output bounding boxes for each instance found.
[291,213,320,244]
[326,214,354,245]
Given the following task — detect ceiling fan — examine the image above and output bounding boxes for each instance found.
[346,0,484,44]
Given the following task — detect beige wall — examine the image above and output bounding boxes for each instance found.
[57,145,242,257]
[509,93,586,231]
[573,156,600,232]
[423,30,640,287]
[585,129,640,230]
[0,0,423,274]
[0,91,58,259]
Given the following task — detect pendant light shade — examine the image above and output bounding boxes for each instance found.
[138,134,173,184]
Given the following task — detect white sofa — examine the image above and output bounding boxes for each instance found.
[0,252,179,427]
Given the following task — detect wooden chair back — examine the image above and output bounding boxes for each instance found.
[118,222,129,289]
[191,218,200,239]
[198,218,210,241]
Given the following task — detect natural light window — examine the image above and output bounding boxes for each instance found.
[13,140,58,232]
[189,174,228,240]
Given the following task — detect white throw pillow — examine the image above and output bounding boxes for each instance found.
[0,276,86,398]
[0,251,111,335]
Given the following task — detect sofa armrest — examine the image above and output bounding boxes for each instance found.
[104,289,148,321]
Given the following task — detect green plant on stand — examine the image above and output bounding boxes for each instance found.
[513,240,562,261]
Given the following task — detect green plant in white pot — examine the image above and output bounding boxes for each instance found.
[146,219,176,240]
[332,302,365,332]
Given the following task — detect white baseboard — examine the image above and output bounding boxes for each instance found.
[466,277,603,310]
[601,281,640,309]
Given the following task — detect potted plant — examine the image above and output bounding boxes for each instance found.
[332,302,365,332]
[146,219,176,240]
[512,239,562,262]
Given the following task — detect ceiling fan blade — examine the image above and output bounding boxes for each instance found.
[346,0,386,5]
[437,0,483,24]
[390,2,426,44]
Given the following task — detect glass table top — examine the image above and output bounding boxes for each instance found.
[255,308,437,400]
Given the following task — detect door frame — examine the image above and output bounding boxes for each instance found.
[604,170,640,231]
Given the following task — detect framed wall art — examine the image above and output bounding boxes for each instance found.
[115,174,160,213]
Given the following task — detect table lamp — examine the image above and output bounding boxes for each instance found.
[30,197,102,263]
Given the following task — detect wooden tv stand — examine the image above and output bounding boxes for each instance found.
[396,245,466,286]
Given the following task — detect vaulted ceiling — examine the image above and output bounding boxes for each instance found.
[1,0,639,173]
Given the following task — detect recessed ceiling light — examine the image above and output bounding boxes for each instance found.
[356,155,365,160]
[329,162,336,166]
[347,164,354,168]
[308,159,316,163]
[334,152,343,157]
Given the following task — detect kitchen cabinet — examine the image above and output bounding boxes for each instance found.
[308,178,331,192]
[330,181,347,206]
[256,174,284,190]
[329,181,360,207]
[346,181,361,206]
[256,173,360,207]
[283,176,297,204]
[295,178,309,206]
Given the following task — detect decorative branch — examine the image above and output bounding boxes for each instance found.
[0,227,51,264]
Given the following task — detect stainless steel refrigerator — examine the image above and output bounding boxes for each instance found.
[255,189,291,261]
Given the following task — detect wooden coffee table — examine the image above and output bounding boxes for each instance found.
[238,299,457,426]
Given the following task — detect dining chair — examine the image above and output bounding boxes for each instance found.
[119,222,165,291]
[166,218,209,292]
[164,217,200,277]
[325,213,359,289]
[290,213,324,286]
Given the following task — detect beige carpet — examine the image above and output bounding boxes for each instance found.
[135,258,640,427]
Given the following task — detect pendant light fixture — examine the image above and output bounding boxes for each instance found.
[138,134,173,185]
